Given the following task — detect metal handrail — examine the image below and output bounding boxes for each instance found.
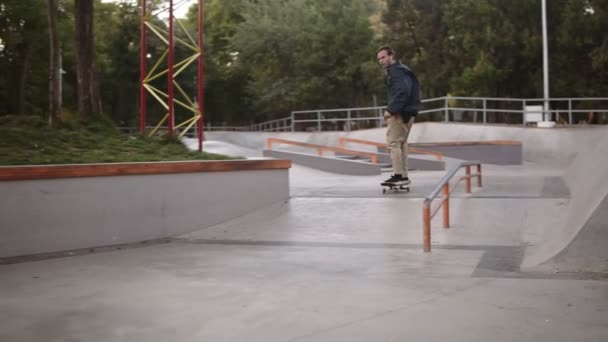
[422,161,483,252]
[120,96,608,133]
[266,138,379,164]
[290,96,607,130]
[337,137,445,161]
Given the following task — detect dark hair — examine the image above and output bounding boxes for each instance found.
[376,45,395,57]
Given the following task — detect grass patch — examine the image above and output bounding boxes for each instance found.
[0,115,240,165]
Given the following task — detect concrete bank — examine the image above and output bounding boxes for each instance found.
[0,159,291,259]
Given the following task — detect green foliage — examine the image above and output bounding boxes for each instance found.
[551,0,608,97]
[0,0,50,115]
[1,0,606,128]
[183,0,252,125]
[230,0,379,120]
[380,0,605,123]
[95,0,142,126]
[383,0,544,98]
[383,0,453,98]
[0,115,236,165]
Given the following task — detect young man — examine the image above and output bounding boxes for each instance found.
[376,45,421,185]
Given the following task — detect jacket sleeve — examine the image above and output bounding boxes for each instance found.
[387,68,413,115]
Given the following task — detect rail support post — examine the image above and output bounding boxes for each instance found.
[465,165,472,193]
[423,203,431,252]
[442,183,450,229]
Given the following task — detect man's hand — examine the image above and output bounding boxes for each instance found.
[383,111,392,120]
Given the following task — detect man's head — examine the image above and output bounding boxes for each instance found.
[376,45,396,69]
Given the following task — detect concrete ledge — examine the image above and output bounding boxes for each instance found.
[0,159,291,181]
[263,149,381,175]
[374,153,446,171]
[378,141,522,165]
[0,159,291,259]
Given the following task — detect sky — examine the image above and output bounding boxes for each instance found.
[101,0,198,19]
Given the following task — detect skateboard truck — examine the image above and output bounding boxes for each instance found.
[381,181,411,194]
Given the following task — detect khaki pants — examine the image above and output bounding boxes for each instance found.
[386,115,415,176]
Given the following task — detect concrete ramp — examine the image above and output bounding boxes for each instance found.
[263,149,382,175]
[206,125,608,274]
[545,194,608,273]
[523,128,608,273]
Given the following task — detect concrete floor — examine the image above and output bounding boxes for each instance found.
[1,150,607,341]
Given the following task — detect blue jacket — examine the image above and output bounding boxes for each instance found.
[386,62,421,120]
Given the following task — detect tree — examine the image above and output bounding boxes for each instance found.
[48,0,61,126]
[0,0,49,115]
[184,0,252,125]
[552,0,608,97]
[383,0,453,98]
[95,1,141,125]
[439,0,547,123]
[231,0,378,120]
[74,0,100,117]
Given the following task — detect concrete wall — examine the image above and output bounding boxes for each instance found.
[0,166,289,259]
[409,123,605,166]
[375,143,519,165]
[374,152,445,170]
[408,143,522,165]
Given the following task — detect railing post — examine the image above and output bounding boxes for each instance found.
[346,110,351,131]
[266,138,273,150]
[483,98,487,124]
[442,183,450,229]
[291,112,295,132]
[444,97,449,122]
[477,164,482,187]
[568,99,573,125]
[522,99,526,126]
[423,203,431,252]
[465,165,472,193]
[317,111,322,132]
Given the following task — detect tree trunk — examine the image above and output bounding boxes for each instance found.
[74,0,100,117]
[16,46,32,115]
[48,0,62,126]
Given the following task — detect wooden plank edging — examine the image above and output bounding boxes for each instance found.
[0,159,292,181]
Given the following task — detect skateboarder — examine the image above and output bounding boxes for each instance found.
[376,45,421,186]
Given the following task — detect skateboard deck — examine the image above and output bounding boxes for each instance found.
[381,181,411,194]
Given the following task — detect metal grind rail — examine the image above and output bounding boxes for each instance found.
[422,161,482,252]
[337,137,445,161]
[266,138,379,164]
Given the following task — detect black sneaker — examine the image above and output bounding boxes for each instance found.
[381,174,404,185]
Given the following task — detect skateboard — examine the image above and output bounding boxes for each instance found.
[381,181,411,194]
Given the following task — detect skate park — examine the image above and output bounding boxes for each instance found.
[1,111,608,341]
[1,0,608,339]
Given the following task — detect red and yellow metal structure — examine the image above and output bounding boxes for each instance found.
[140,0,204,151]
